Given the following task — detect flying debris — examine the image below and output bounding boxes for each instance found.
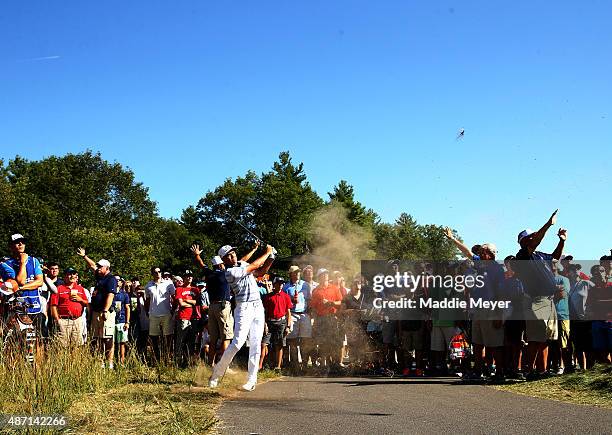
[456,128,465,140]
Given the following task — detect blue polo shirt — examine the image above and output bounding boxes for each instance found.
[514,248,558,297]
[0,256,43,315]
[282,279,311,313]
[91,273,117,312]
[204,268,231,302]
[114,290,130,324]
[554,275,571,320]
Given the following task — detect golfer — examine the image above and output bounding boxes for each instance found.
[209,243,276,391]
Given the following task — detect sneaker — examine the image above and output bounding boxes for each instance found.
[414,368,424,377]
[208,378,219,388]
[556,367,564,375]
[401,368,411,377]
[240,382,256,392]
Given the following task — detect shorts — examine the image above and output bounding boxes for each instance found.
[114,323,129,343]
[472,320,504,348]
[400,327,424,352]
[56,318,85,346]
[149,314,174,336]
[504,320,525,345]
[525,297,558,343]
[208,301,234,343]
[557,319,570,349]
[431,326,460,352]
[570,320,592,353]
[91,311,116,339]
[314,315,340,346]
[382,321,397,345]
[592,321,612,351]
[288,312,312,339]
[267,318,288,347]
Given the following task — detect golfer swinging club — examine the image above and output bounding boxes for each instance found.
[209,242,276,391]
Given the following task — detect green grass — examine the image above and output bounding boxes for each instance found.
[0,338,280,434]
[495,365,612,408]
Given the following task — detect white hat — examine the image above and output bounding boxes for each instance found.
[218,245,235,258]
[288,265,301,274]
[97,259,111,268]
[10,233,25,242]
[212,255,224,266]
[517,229,534,244]
[316,268,329,277]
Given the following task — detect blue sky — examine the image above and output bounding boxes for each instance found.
[1,1,610,259]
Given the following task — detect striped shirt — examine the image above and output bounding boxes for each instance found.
[225,261,260,303]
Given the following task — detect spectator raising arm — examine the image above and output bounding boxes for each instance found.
[444,227,473,259]
[523,209,558,255]
[77,247,97,272]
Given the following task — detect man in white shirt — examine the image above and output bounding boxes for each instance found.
[209,243,275,391]
[145,266,176,363]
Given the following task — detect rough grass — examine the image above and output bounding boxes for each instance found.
[0,338,280,434]
[495,364,612,408]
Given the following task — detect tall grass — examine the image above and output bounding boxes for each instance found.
[0,337,152,415]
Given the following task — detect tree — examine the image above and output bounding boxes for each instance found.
[328,180,378,228]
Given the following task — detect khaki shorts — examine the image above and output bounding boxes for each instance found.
[288,312,313,339]
[558,319,570,348]
[208,301,234,343]
[525,297,558,343]
[149,314,174,336]
[91,311,116,339]
[472,319,504,348]
[57,318,85,346]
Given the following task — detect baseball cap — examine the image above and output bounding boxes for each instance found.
[196,281,206,287]
[273,276,285,285]
[218,245,235,258]
[561,254,574,261]
[288,265,301,274]
[10,233,25,243]
[316,268,329,277]
[174,276,183,282]
[212,255,223,266]
[97,259,111,268]
[517,229,534,244]
[64,267,78,275]
[184,269,193,276]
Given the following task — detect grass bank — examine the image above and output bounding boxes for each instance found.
[494,364,612,409]
[0,339,278,434]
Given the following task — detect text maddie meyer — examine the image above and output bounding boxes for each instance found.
[372,297,510,311]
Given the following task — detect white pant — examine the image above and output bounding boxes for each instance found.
[211,299,265,385]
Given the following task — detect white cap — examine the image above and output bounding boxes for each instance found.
[482,243,498,254]
[212,255,223,266]
[10,233,25,242]
[517,229,534,244]
[218,245,235,258]
[174,276,183,282]
[97,259,111,268]
[316,268,329,277]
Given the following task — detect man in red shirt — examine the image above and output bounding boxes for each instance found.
[310,268,344,371]
[262,277,293,370]
[175,271,200,368]
[50,267,88,347]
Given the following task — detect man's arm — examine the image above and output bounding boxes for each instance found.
[77,248,97,272]
[16,254,28,285]
[444,227,473,259]
[50,305,60,322]
[43,275,58,294]
[240,240,261,262]
[103,292,114,312]
[551,228,567,260]
[191,244,209,270]
[525,209,558,254]
[245,245,274,275]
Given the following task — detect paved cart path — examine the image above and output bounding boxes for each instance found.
[218,376,612,434]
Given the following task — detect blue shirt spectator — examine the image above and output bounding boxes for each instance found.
[282,279,310,313]
[1,256,44,315]
[114,289,130,324]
